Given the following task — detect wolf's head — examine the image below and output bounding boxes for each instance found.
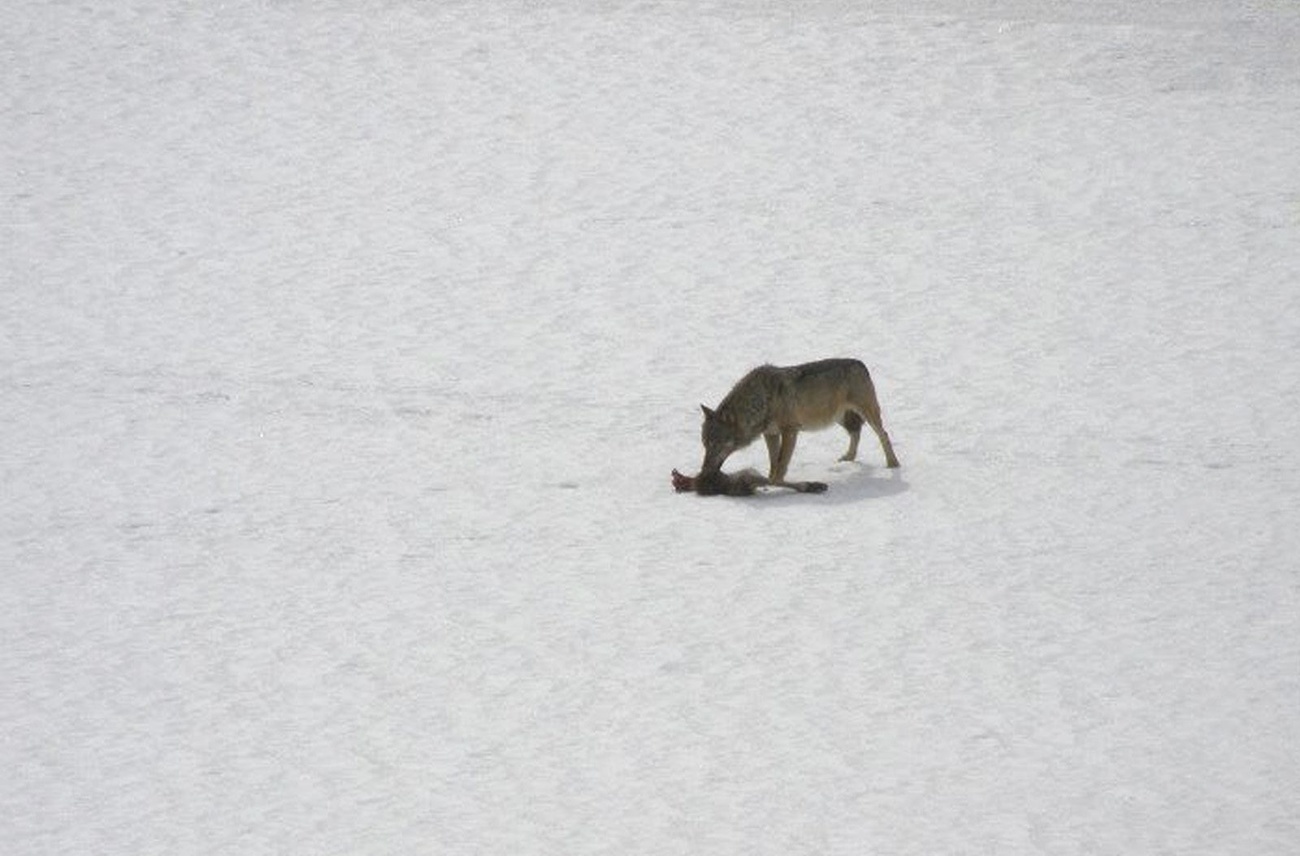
[699,404,739,474]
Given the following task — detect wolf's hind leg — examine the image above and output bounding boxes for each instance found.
[838,410,863,461]
[861,399,900,468]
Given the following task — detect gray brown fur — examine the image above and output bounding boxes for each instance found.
[700,358,900,482]
[673,467,827,496]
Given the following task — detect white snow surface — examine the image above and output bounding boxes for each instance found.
[4,0,1300,853]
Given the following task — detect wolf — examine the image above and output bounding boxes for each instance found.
[700,358,900,482]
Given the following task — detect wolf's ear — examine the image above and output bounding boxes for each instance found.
[700,404,715,419]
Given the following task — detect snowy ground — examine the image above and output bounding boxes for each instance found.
[4,1,1299,853]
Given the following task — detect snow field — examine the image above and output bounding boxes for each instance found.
[3,1,1299,853]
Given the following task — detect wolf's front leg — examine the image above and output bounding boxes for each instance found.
[771,428,799,482]
[764,432,782,479]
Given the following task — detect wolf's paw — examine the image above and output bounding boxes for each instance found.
[799,480,829,494]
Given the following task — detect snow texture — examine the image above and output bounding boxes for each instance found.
[3,0,1299,853]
